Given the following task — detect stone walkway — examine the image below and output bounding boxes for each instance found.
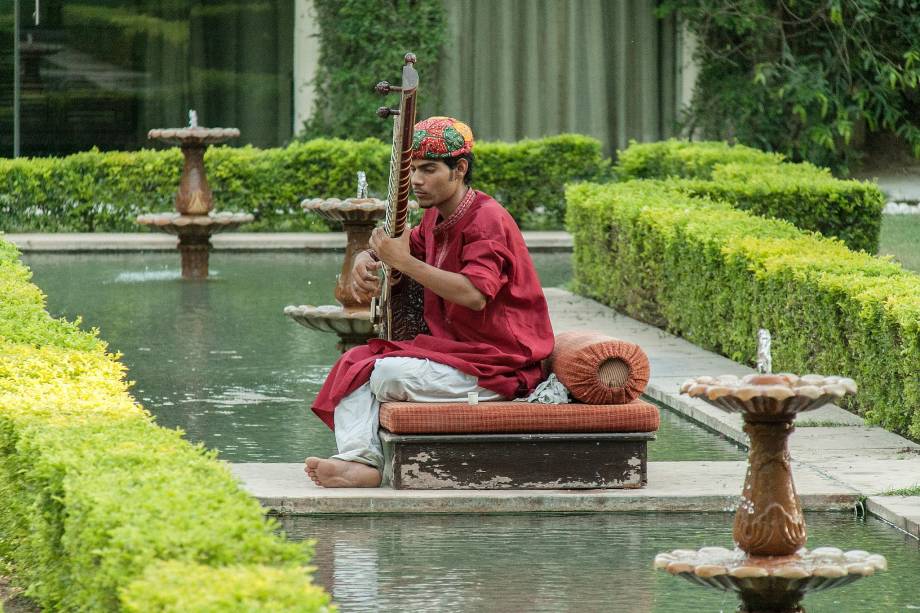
[859,172,920,213]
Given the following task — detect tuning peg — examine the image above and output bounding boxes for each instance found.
[377,107,400,118]
[375,81,403,95]
[404,52,416,64]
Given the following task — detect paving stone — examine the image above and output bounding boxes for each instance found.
[229,461,856,515]
[866,496,920,539]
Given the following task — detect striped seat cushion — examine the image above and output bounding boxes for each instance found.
[379,400,660,434]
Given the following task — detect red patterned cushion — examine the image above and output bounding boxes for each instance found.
[379,400,659,434]
[546,331,650,404]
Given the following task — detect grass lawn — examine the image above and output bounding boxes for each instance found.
[878,214,920,273]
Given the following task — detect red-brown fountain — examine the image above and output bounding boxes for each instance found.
[284,172,409,351]
[655,330,886,612]
[137,111,253,279]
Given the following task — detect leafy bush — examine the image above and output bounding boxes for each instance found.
[121,561,333,612]
[301,0,447,141]
[658,1,920,172]
[477,134,612,229]
[566,181,920,439]
[0,239,332,611]
[615,139,783,181]
[614,140,885,253]
[0,135,608,232]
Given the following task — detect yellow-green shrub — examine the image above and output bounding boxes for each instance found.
[566,181,920,438]
[121,561,333,612]
[614,140,885,253]
[0,135,608,232]
[0,239,332,611]
[614,139,784,180]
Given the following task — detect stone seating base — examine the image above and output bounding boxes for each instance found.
[378,400,659,490]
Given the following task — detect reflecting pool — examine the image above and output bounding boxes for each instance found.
[23,251,743,463]
[281,512,920,612]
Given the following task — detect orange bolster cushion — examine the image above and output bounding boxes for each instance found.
[547,331,650,404]
[379,400,660,434]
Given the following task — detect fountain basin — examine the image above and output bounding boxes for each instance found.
[136,212,254,279]
[136,212,254,237]
[301,197,389,223]
[680,373,858,419]
[656,546,886,610]
[147,127,241,146]
[284,304,375,352]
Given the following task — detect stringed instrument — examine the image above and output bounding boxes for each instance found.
[370,53,430,341]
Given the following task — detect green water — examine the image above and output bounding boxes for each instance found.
[22,251,743,463]
[281,512,920,612]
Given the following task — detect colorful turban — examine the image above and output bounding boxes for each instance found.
[412,116,474,159]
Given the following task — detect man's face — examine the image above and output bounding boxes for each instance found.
[410,158,464,208]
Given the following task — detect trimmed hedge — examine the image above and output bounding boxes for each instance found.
[614,139,784,180]
[614,140,885,253]
[566,181,920,439]
[121,562,332,612]
[0,239,333,611]
[0,134,609,232]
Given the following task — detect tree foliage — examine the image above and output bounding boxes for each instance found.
[300,0,447,141]
[660,0,920,173]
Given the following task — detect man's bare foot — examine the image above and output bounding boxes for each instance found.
[304,457,381,488]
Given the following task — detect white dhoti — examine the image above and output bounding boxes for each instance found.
[332,356,504,468]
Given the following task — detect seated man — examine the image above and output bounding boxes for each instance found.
[306,116,554,487]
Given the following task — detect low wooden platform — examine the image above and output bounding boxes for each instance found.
[380,430,655,489]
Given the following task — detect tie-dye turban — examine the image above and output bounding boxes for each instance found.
[411,116,474,160]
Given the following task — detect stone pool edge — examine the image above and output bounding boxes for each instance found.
[3,232,575,253]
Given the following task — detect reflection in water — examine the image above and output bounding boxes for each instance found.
[281,513,920,613]
[22,252,743,463]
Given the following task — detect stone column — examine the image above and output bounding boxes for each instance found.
[733,419,806,556]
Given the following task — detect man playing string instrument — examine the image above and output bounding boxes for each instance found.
[306,117,554,487]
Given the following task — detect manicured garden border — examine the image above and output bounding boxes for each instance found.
[614,140,885,253]
[0,135,609,233]
[566,181,920,439]
[0,238,332,611]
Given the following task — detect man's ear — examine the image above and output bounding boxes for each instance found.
[453,158,468,182]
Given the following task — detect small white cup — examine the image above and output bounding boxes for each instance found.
[467,391,479,405]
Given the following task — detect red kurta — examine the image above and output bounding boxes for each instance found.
[312,189,554,429]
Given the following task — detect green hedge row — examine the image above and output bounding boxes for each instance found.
[0,239,333,611]
[566,181,920,440]
[0,134,609,233]
[614,140,885,253]
[615,139,784,180]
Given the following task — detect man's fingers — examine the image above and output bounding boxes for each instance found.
[354,276,380,293]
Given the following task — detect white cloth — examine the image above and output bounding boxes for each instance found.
[513,373,571,404]
[332,356,504,468]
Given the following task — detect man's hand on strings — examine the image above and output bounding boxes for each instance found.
[350,251,382,304]
[369,227,412,270]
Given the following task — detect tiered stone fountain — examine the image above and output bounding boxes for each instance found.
[284,173,407,352]
[655,330,886,612]
[137,111,253,280]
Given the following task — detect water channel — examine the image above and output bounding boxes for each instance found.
[21,251,920,611]
[282,512,920,612]
[22,251,745,464]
